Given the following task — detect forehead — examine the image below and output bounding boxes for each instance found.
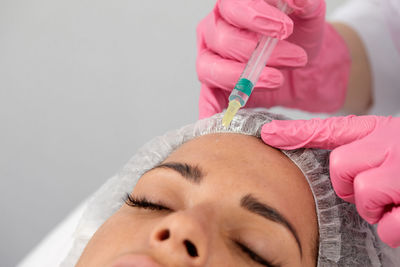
[165,133,303,187]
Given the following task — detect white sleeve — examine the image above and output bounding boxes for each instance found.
[330,0,400,116]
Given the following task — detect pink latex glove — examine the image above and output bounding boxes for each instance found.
[196,0,351,119]
[261,115,400,248]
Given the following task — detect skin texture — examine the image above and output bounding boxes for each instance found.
[76,133,318,267]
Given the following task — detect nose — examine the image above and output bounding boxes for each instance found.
[149,211,210,266]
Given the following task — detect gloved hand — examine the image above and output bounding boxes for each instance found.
[261,115,400,248]
[196,0,351,119]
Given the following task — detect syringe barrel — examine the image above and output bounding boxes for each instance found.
[227,0,289,107]
[228,34,279,107]
[241,36,279,84]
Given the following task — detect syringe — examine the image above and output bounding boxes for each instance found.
[222,1,290,127]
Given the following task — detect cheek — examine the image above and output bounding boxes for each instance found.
[76,208,157,266]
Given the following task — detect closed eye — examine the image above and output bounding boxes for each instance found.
[124,194,171,211]
[235,241,278,267]
[124,194,278,266]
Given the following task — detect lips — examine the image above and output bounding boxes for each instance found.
[111,254,164,267]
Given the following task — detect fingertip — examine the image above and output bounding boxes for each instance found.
[218,0,293,39]
[261,120,305,149]
[354,176,383,225]
[377,207,400,248]
[285,0,326,20]
[286,47,307,66]
[268,41,308,67]
[294,46,308,66]
[257,68,283,89]
[286,0,308,9]
[329,148,356,203]
[261,122,278,144]
[275,13,293,40]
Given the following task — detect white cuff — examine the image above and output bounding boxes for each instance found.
[330,0,400,116]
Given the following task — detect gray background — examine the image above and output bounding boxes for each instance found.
[0,0,347,266]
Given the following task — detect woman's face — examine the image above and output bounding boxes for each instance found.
[77,133,318,267]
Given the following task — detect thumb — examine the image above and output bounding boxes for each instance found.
[377,206,400,248]
[261,115,378,150]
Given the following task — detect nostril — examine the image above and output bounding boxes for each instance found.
[184,240,198,257]
[156,229,170,241]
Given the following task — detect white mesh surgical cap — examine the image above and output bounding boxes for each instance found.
[61,109,400,266]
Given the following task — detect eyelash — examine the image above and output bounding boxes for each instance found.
[124,194,171,211]
[124,194,277,267]
[235,241,278,267]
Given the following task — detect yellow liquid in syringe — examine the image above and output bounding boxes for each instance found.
[222,100,241,128]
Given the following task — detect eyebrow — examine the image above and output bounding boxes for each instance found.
[146,162,302,256]
[241,194,302,257]
[147,162,204,184]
